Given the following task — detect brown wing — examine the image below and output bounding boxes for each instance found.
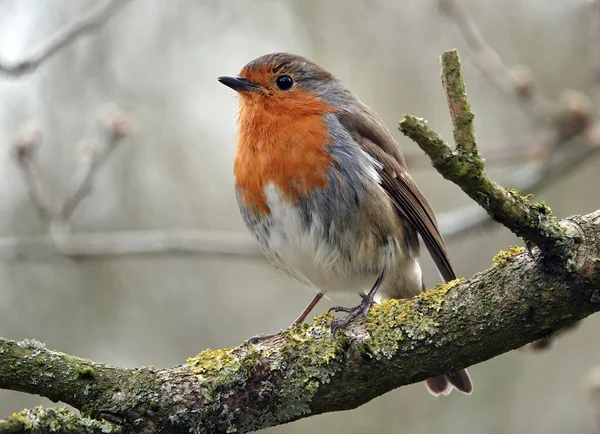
[337,108,456,283]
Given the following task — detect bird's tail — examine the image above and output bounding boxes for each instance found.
[425,369,473,396]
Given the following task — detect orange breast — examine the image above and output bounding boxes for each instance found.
[234,90,335,215]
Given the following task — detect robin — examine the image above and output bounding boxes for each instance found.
[218,53,472,396]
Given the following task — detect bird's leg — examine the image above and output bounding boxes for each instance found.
[245,292,324,346]
[291,292,324,325]
[329,271,385,333]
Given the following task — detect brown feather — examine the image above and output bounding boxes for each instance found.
[337,108,457,283]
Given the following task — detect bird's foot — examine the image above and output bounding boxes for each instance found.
[328,294,375,333]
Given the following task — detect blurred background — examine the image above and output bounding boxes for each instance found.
[1,0,600,433]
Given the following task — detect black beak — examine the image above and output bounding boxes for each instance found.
[218,75,259,92]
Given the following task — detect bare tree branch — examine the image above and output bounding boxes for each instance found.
[438,0,554,115]
[60,107,132,222]
[11,106,132,256]
[404,134,547,168]
[0,0,130,76]
[0,229,261,261]
[7,105,260,262]
[13,124,54,221]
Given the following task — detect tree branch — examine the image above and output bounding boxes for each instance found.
[400,114,567,254]
[0,406,121,434]
[441,50,478,154]
[398,0,599,242]
[13,124,53,221]
[438,132,596,241]
[0,229,260,261]
[59,106,132,222]
[438,0,554,115]
[400,50,569,258]
[1,209,599,433]
[0,0,130,76]
[11,106,132,256]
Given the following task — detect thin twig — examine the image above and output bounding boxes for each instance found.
[60,107,132,221]
[400,50,570,257]
[0,0,129,76]
[0,229,261,261]
[13,124,54,221]
[13,107,132,230]
[438,0,554,117]
[404,134,548,169]
[12,106,134,258]
[400,113,567,254]
[439,0,594,148]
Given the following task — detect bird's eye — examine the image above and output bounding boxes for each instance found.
[276,75,294,90]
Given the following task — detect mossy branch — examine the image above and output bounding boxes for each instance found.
[441,50,479,155]
[1,210,600,433]
[0,407,121,434]
[399,49,569,259]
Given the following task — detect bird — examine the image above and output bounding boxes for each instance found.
[218,52,472,396]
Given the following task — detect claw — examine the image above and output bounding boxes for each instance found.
[330,295,376,333]
[329,271,384,333]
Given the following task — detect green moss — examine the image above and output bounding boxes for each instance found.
[400,105,568,257]
[76,364,96,379]
[520,302,533,318]
[187,346,261,399]
[181,278,474,431]
[493,246,525,268]
[279,316,345,377]
[506,188,527,201]
[148,400,158,412]
[532,201,551,214]
[185,315,348,432]
[9,410,30,425]
[365,278,464,359]
[337,333,350,351]
[358,342,374,359]
[528,201,567,242]
[8,406,121,433]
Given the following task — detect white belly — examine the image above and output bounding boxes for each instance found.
[261,184,379,294]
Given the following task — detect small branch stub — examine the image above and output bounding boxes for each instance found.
[441,50,479,157]
[399,50,570,261]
